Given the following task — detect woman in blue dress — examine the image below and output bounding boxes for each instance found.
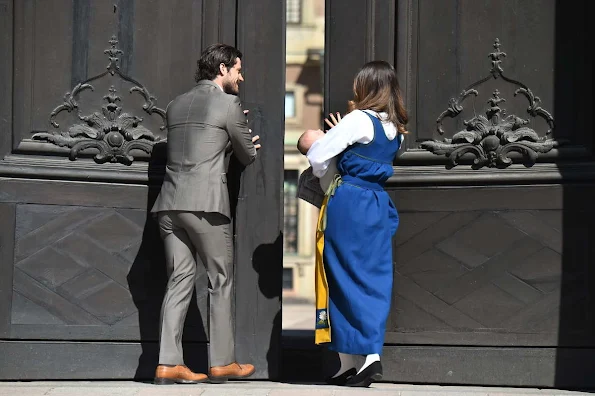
[305,61,408,387]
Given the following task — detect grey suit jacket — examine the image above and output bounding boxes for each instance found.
[151,80,257,218]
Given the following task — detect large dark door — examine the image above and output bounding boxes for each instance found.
[0,0,284,379]
[326,0,595,388]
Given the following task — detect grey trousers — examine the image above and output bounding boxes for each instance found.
[157,211,234,367]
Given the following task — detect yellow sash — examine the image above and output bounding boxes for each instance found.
[314,194,331,344]
[314,175,342,345]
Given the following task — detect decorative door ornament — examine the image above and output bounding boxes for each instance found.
[33,36,166,165]
[420,39,560,169]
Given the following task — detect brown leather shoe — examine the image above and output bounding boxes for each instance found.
[208,362,255,382]
[154,365,208,385]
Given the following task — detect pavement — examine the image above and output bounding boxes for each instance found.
[282,302,314,330]
[2,304,591,395]
[0,381,593,396]
[274,303,593,395]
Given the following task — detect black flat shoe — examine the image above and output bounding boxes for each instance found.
[325,367,356,385]
[345,361,382,388]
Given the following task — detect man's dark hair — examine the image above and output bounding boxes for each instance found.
[195,44,243,82]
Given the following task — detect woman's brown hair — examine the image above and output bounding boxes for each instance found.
[348,61,408,134]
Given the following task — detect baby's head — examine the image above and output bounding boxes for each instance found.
[297,129,324,155]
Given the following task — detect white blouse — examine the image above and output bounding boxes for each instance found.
[306,109,402,178]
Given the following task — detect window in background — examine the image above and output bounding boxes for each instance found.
[285,91,296,119]
[283,0,324,330]
[283,268,295,290]
[283,169,299,254]
[286,0,302,24]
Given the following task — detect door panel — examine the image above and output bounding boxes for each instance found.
[0,0,284,380]
[325,0,595,386]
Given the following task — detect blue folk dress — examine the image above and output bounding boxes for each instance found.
[322,111,400,355]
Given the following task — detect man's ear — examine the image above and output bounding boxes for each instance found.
[219,63,227,76]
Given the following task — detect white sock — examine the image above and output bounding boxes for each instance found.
[331,353,355,378]
[357,353,380,375]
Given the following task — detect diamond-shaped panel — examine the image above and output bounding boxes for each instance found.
[10,204,194,340]
[453,283,525,328]
[16,246,86,290]
[509,247,562,293]
[15,205,77,240]
[399,248,468,294]
[390,208,564,342]
[11,292,66,325]
[58,269,137,325]
[55,232,132,287]
[81,212,142,253]
[436,213,526,268]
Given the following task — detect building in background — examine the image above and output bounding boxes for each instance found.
[283,0,324,303]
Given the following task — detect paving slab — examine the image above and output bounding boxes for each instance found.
[0,381,593,396]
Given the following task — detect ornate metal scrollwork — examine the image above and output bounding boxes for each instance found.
[421,38,559,169]
[33,36,166,165]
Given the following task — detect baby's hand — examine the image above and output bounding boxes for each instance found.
[324,112,342,130]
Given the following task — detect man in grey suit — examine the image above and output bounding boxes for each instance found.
[152,44,260,385]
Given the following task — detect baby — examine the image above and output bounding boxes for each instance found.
[297,129,338,192]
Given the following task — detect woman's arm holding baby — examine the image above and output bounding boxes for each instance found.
[307,111,371,177]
